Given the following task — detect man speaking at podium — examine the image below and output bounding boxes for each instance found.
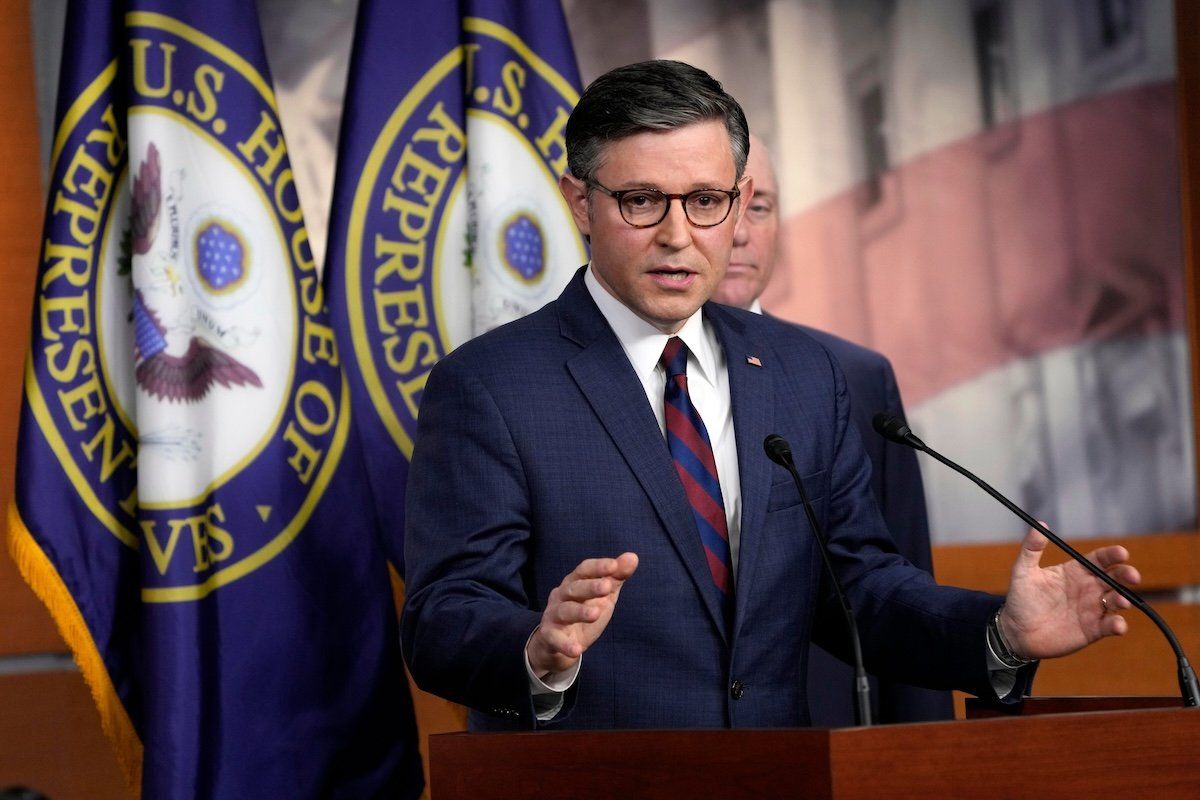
[400,60,1139,730]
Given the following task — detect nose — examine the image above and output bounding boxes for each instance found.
[654,197,693,250]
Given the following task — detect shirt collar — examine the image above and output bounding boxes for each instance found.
[584,265,720,387]
[748,299,764,315]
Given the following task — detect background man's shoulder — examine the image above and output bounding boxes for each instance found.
[708,303,868,367]
[788,322,894,379]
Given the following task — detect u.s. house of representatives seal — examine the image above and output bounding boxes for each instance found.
[30,12,348,602]
[345,17,587,458]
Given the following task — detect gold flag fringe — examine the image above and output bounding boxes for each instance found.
[389,562,467,800]
[6,503,143,796]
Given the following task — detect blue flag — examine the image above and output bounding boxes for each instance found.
[10,1,423,796]
[325,0,585,570]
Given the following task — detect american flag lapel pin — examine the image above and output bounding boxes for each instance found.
[746,355,763,368]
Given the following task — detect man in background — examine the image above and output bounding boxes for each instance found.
[714,136,954,724]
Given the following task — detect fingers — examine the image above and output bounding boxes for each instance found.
[546,591,602,625]
[1099,610,1129,637]
[1029,531,1142,591]
[1090,545,1132,572]
[1090,548,1141,590]
[530,553,640,675]
[1092,548,1139,626]
[560,577,617,602]
[543,552,641,628]
[536,623,584,660]
[1096,577,1134,639]
[1104,563,1141,586]
[1085,547,1140,602]
[613,552,639,580]
[569,557,622,579]
[1014,527,1049,572]
[561,552,639,598]
[570,553,639,582]
[1100,588,1132,612]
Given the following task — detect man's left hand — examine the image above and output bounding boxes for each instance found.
[999,527,1141,660]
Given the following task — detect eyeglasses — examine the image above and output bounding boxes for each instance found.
[587,180,742,228]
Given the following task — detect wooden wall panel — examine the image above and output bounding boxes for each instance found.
[0,558,64,654]
[0,0,68,659]
[934,531,1200,595]
[0,672,132,799]
[0,0,121,792]
[409,671,469,794]
[1029,603,1200,696]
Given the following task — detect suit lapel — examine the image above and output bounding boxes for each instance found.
[558,273,729,641]
[706,304,774,638]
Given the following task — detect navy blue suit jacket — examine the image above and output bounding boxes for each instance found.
[793,325,954,725]
[402,269,1010,730]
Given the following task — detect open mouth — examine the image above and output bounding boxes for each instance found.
[649,266,697,285]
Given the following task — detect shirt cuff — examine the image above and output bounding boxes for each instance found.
[985,647,1020,699]
[985,611,1033,700]
[525,627,581,720]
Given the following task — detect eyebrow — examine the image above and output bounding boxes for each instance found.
[603,181,737,192]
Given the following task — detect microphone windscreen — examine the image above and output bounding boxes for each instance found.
[872,413,910,444]
[763,434,793,466]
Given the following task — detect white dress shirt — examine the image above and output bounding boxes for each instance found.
[583,266,743,573]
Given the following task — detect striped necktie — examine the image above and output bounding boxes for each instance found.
[660,336,734,614]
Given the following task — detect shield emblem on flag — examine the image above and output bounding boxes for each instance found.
[195,220,248,293]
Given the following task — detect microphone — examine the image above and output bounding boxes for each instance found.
[872,412,1200,708]
[763,433,792,466]
[764,434,873,726]
[870,413,924,450]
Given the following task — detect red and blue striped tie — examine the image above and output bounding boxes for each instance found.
[660,337,734,614]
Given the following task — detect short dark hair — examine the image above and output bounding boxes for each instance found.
[565,60,750,184]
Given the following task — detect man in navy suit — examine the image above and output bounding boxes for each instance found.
[401,61,1139,730]
[713,136,954,724]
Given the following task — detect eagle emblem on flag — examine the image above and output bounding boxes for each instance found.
[127,142,262,403]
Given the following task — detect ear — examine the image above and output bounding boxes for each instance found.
[559,173,592,237]
[732,174,755,228]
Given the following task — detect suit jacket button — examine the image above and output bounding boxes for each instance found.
[730,679,745,699]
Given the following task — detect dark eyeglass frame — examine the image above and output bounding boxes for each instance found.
[587,180,742,228]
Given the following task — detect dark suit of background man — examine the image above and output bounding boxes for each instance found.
[712,135,954,725]
[401,60,1140,731]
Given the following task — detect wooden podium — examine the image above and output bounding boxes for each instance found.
[430,699,1199,799]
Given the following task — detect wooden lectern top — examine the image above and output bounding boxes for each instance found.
[431,701,1199,799]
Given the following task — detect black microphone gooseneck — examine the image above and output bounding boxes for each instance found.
[872,412,1200,708]
[764,434,873,726]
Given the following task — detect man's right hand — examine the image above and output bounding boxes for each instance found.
[526,552,639,677]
